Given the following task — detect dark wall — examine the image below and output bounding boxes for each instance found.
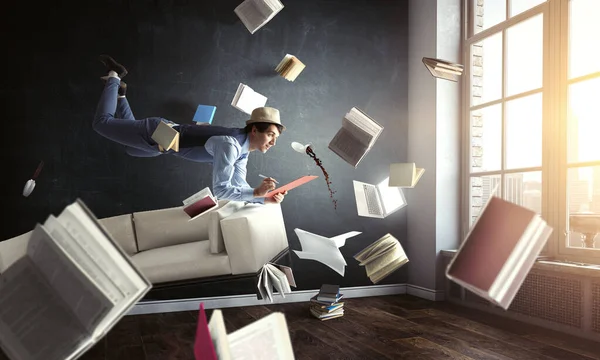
[1,0,409,293]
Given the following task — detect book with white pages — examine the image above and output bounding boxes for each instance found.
[354,233,409,284]
[0,199,151,360]
[203,309,295,360]
[257,263,295,302]
[422,57,464,82]
[446,196,553,310]
[234,0,284,34]
[353,176,407,219]
[151,120,180,152]
[292,228,361,277]
[275,54,305,81]
[231,83,268,115]
[389,163,425,188]
[328,107,384,168]
[207,309,233,360]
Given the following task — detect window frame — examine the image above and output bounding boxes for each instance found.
[461,0,600,264]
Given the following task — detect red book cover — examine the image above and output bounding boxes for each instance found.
[194,303,217,360]
[265,175,318,198]
[183,196,217,218]
[447,197,536,291]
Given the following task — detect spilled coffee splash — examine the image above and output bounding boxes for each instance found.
[306,146,338,209]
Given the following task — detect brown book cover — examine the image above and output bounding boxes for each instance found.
[447,197,536,291]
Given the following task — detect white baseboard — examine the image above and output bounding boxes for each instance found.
[129,284,407,315]
[407,284,445,301]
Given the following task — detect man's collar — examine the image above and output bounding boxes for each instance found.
[241,134,250,154]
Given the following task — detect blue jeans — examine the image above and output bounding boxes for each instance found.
[93,77,212,161]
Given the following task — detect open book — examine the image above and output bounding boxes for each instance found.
[182,187,218,221]
[151,120,180,152]
[389,163,425,188]
[234,0,284,34]
[231,83,268,115]
[193,104,217,125]
[354,233,408,284]
[195,303,295,360]
[446,196,553,310]
[328,107,384,168]
[275,54,305,81]
[422,57,464,82]
[293,228,361,276]
[257,263,296,302]
[0,199,151,360]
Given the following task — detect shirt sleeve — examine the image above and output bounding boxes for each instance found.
[232,155,265,204]
[207,136,259,202]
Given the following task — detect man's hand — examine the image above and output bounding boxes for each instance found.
[254,177,278,197]
[265,190,288,204]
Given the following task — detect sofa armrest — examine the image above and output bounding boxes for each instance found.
[220,203,288,275]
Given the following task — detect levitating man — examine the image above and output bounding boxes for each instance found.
[94,55,287,204]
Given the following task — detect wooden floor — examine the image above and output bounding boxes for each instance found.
[4,295,600,359]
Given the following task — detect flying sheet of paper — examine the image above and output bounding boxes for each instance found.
[329,231,362,248]
[293,228,361,276]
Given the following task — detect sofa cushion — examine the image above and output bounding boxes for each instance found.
[133,206,212,252]
[208,201,246,254]
[220,203,288,275]
[98,214,137,256]
[0,231,31,273]
[131,240,231,284]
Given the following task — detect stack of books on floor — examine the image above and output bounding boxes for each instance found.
[309,284,344,321]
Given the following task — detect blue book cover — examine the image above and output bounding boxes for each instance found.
[193,105,217,124]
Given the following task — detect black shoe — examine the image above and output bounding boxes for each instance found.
[99,54,128,79]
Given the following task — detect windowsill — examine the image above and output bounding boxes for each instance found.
[440,249,600,278]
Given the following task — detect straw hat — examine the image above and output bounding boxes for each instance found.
[246,107,286,131]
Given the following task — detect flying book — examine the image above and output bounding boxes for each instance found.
[257,263,296,302]
[151,120,180,152]
[422,57,464,82]
[194,304,295,360]
[264,175,318,198]
[354,233,408,284]
[194,303,218,360]
[328,107,384,168]
[231,83,268,115]
[0,199,152,360]
[446,196,553,310]
[389,163,425,188]
[234,0,284,34]
[275,54,305,81]
[182,187,219,221]
[293,228,361,276]
[193,104,217,125]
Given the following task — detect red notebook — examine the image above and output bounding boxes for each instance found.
[182,187,218,221]
[194,303,217,360]
[183,197,217,218]
[265,175,318,198]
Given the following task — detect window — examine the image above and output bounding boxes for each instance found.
[463,0,600,263]
[560,0,600,258]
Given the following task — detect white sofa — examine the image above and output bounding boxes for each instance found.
[0,201,289,288]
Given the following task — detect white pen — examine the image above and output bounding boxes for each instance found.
[259,174,279,184]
